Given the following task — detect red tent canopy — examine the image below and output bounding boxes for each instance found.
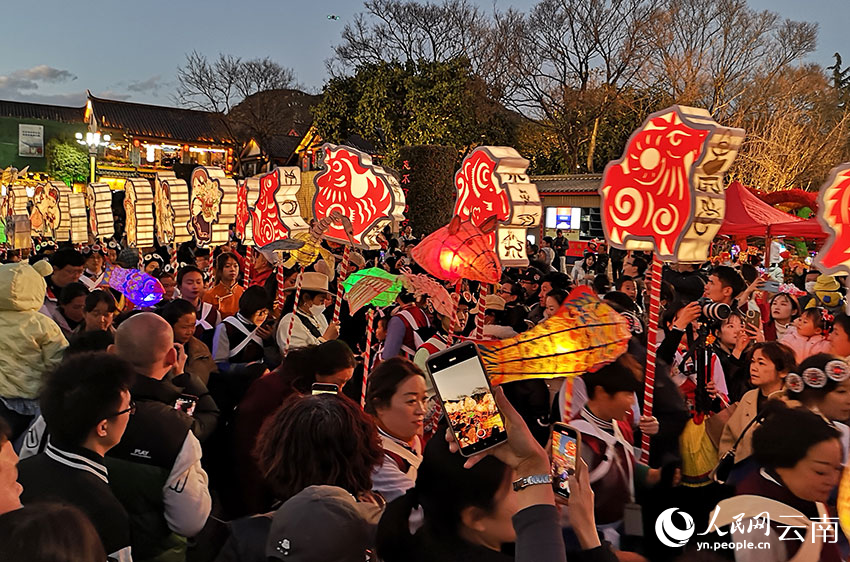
[717,181,826,239]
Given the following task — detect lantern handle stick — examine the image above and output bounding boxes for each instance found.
[243,246,253,290]
[362,308,375,408]
[473,283,489,339]
[640,255,663,464]
[283,267,304,356]
[333,245,352,325]
[447,280,462,345]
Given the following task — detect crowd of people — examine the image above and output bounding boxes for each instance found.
[0,225,848,562]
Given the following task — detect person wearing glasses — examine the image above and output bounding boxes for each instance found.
[16,352,135,562]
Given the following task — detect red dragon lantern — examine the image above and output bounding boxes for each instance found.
[312,144,405,249]
[600,105,744,263]
[453,147,541,268]
[816,163,850,274]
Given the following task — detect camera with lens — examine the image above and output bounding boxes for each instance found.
[697,297,731,322]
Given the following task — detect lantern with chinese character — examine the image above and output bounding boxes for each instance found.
[313,144,405,249]
[87,182,114,240]
[453,147,541,268]
[412,215,501,284]
[248,167,309,247]
[189,166,237,247]
[124,177,155,248]
[154,172,192,245]
[816,163,850,274]
[600,105,744,263]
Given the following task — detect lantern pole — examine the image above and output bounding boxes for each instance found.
[243,246,253,290]
[447,281,462,345]
[473,283,489,339]
[640,255,663,464]
[333,245,352,325]
[282,267,304,355]
[362,308,375,408]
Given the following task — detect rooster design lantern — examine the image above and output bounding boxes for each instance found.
[312,144,405,249]
[600,105,744,262]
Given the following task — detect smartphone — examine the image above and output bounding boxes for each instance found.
[311,383,339,395]
[551,423,580,499]
[745,308,762,331]
[174,395,197,417]
[425,341,507,457]
[762,281,780,293]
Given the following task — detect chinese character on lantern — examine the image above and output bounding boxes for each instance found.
[453,147,541,268]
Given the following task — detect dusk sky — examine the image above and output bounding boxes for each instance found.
[2,0,847,108]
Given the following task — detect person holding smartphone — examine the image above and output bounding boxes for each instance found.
[376,385,616,562]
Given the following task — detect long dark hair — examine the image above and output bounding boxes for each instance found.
[376,432,511,560]
[0,503,106,562]
[277,340,357,394]
[254,394,382,502]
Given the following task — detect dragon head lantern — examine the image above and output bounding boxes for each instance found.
[453,147,541,268]
[816,163,850,274]
[312,144,405,249]
[600,105,744,263]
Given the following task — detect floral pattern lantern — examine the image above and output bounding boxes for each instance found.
[190,166,237,247]
[453,147,541,268]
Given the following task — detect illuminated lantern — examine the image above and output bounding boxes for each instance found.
[815,163,850,274]
[67,192,88,244]
[248,167,309,247]
[9,186,29,216]
[86,182,114,240]
[600,105,744,263]
[235,176,259,244]
[343,267,403,312]
[313,144,405,249]
[29,182,61,237]
[453,147,542,268]
[154,172,192,244]
[411,215,501,284]
[189,166,237,247]
[124,177,155,247]
[478,287,631,385]
[103,264,165,307]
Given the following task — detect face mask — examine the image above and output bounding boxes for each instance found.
[311,304,326,317]
[805,281,816,293]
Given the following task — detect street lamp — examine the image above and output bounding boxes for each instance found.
[76,131,111,183]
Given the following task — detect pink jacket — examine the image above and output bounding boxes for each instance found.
[779,327,831,363]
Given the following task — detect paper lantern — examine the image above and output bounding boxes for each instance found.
[600,105,744,263]
[400,273,454,317]
[155,172,192,244]
[235,176,260,244]
[411,215,501,284]
[67,192,88,244]
[248,167,309,247]
[103,264,164,307]
[313,144,405,249]
[453,147,542,268]
[815,163,850,274]
[124,177,155,247]
[189,166,237,247]
[9,186,29,217]
[343,267,403,312]
[86,182,114,240]
[477,286,631,385]
[29,182,61,237]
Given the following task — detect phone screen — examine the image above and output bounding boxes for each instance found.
[311,383,339,395]
[551,424,579,498]
[174,396,197,417]
[427,343,507,456]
